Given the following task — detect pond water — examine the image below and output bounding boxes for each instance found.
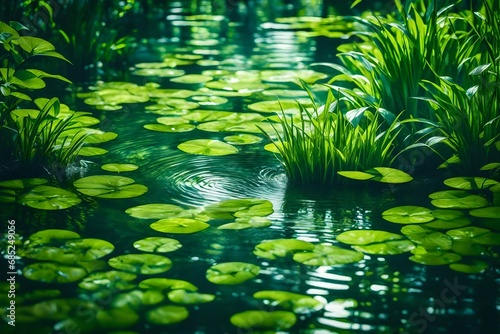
[1,1,499,334]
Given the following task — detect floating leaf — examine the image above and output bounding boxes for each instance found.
[230,310,296,330]
[177,139,238,156]
[423,209,470,229]
[443,177,498,190]
[65,238,115,260]
[73,175,148,199]
[206,262,260,285]
[353,240,415,255]
[171,74,213,84]
[337,171,374,181]
[112,289,164,309]
[101,163,139,172]
[365,167,413,183]
[78,147,109,156]
[248,100,310,114]
[292,244,364,266]
[23,262,87,283]
[446,227,500,246]
[409,247,461,265]
[146,305,188,325]
[133,68,185,77]
[125,203,184,219]
[133,237,182,253]
[253,290,324,314]
[260,69,327,83]
[449,260,488,274]
[143,123,195,132]
[400,225,453,250]
[167,290,215,304]
[253,239,314,259]
[336,230,402,245]
[79,271,137,291]
[469,206,500,219]
[429,190,488,209]
[18,186,81,210]
[139,278,197,291]
[218,217,272,230]
[108,254,172,274]
[190,95,228,105]
[96,308,139,330]
[150,218,210,234]
[223,134,263,145]
[26,229,80,246]
[0,178,47,190]
[382,206,434,224]
[205,198,273,219]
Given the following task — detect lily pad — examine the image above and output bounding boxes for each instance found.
[223,134,263,145]
[337,171,374,181]
[218,217,272,230]
[247,100,308,114]
[260,69,327,83]
[230,310,296,330]
[446,227,500,246]
[18,185,81,210]
[0,178,48,190]
[78,146,109,156]
[143,123,196,132]
[65,238,115,260]
[253,290,324,313]
[171,74,213,84]
[125,203,184,219]
[73,175,148,199]
[150,218,210,234]
[79,271,137,291]
[206,262,260,285]
[423,209,471,229]
[353,240,415,255]
[146,305,189,325]
[449,260,488,274]
[133,237,182,253]
[409,247,461,266]
[133,68,185,77]
[429,190,488,209]
[253,239,314,260]
[292,244,364,266]
[204,198,273,219]
[382,206,434,224]
[177,139,238,156]
[469,206,500,219]
[101,164,139,172]
[112,289,165,309]
[26,229,80,246]
[96,308,139,329]
[23,262,88,283]
[364,167,413,183]
[190,95,228,105]
[108,254,172,274]
[167,290,215,304]
[400,225,453,250]
[138,278,197,291]
[443,177,498,190]
[156,116,190,125]
[336,230,403,245]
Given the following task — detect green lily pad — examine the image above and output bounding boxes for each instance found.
[429,190,488,209]
[138,278,197,291]
[79,271,137,291]
[0,178,48,190]
[336,230,403,245]
[171,74,213,84]
[424,210,471,229]
[353,240,415,255]
[18,245,81,264]
[292,244,364,266]
[108,254,172,274]
[206,262,260,285]
[205,81,267,93]
[182,110,236,122]
[218,217,272,230]
[223,134,263,145]
[382,206,434,224]
[364,167,413,183]
[177,139,238,156]
[253,290,324,314]
[449,260,488,274]
[196,121,233,132]
[143,123,196,132]
[65,238,115,260]
[400,225,453,250]
[133,237,182,253]
[253,239,314,260]
[190,95,228,105]
[150,218,210,234]
[26,229,80,246]
[133,68,185,77]
[146,305,189,325]
[101,164,139,172]
[230,310,296,330]
[167,290,215,304]
[96,308,139,330]
[409,246,461,265]
[446,227,500,245]
[204,198,273,219]
[247,100,309,114]
[125,203,184,219]
[451,241,486,256]
[23,262,88,283]
[469,206,500,218]
[260,69,328,83]
[156,98,199,110]
[78,146,109,156]
[112,289,165,309]
[156,117,190,125]
[73,175,148,199]
[262,89,309,97]
[337,171,375,181]
[18,186,81,210]
[443,177,498,190]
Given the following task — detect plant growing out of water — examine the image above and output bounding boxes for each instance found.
[262,84,405,185]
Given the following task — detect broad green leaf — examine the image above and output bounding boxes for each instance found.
[171,74,213,84]
[150,218,209,234]
[353,240,415,255]
[0,178,47,190]
[424,209,470,229]
[156,117,190,125]
[446,227,500,245]
[218,217,271,230]
[96,308,139,329]
[146,305,188,325]
[400,225,453,250]
[167,290,215,304]
[204,198,273,219]
[125,203,184,219]
[382,206,434,224]
[64,238,114,260]
[443,177,498,190]
[18,186,81,210]
[78,146,109,156]
[101,163,139,172]
[337,171,375,181]
[190,95,228,105]
[139,278,197,291]
[336,230,402,245]
[143,123,195,132]
[223,134,263,145]
[449,260,488,274]
[409,247,461,266]
[429,190,488,209]
[79,271,137,291]
[206,262,260,285]
[248,99,311,114]
[11,70,45,89]
[230,310,296,330]
[253,290,324,313]
[177,139,238,156]
[112,289,164,309]
[133,237,182,253]
[23,262,87,283]
[365,167,413,183]
[253,239,314,259]
[133,68,185,77]
[292,244,364,266]
[108,254,172,274]
[469,206,500,218]
[73,175,148,199]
